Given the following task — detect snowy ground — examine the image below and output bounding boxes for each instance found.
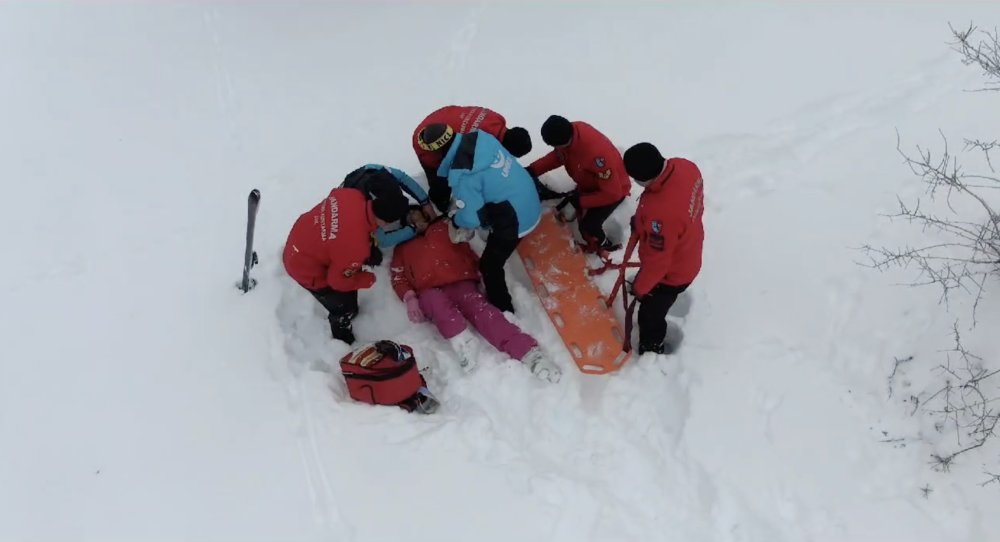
[2,2,1000,541]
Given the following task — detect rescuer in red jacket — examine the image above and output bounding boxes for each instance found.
[412,105,533,212]
[527,115,631,251]
[283,187,410,344]
[622,142,705,355]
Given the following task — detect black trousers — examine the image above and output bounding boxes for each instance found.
[637,283,689,354]
[479,228,520,314]
[309,287,359,344]
[579,197,624,244]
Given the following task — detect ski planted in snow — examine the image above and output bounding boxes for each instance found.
[239,188,261,293]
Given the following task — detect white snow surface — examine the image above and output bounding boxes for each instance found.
[2,2,1000,541]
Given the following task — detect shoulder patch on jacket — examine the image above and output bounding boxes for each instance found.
[451,132,479,171]
[595,157,605,168]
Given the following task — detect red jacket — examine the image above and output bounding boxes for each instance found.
[283,188,378,292]
[632,158,705,296]
[412,105,508,174]
[389,220,480,299]
[527,121,630,209]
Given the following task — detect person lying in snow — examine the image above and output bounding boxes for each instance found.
[389,207,561,383]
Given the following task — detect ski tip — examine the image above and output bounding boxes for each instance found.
[249,188,261,201]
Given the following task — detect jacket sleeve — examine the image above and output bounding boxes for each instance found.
[375,225,416,248]
[389,249,413,300]
[527,150,562,177]
[632,213,680,297]
[579,156,624,208]
[325,261,376,292]
[386,166,430,204]
[579,175,624,208]
[449,171,485,229]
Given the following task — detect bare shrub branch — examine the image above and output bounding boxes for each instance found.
[861,129,1000,322]
[949,23,1000,91]
[914,325,1000,472]
[872,23,1000,483]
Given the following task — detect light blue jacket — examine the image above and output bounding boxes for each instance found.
[346,163,430,248]
[436,132,541,237]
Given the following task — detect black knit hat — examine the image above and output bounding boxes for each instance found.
[540,115,573,146]
[623,142,666,183]
[502,127,532,157]
[371,192,409,222]
[417,123,454,152]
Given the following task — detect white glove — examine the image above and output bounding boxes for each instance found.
[557,204,577,223]
[448,221,475,243]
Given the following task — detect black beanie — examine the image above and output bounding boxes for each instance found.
[371,192,409,222]
[540,115,573,146]
[623,142,666,183]
[502,127,532,157]
[418,123,454,152]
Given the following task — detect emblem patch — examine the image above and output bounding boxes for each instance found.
[651,220,662,234]
[595,157,605,168]
[597,169,612,180]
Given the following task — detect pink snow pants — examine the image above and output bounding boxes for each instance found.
[418,280,537,361]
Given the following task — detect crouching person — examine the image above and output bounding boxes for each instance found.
[389,208,561,383]
[283,187,409,344]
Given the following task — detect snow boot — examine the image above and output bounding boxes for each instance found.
[448,329,479,373]
[522,347,561,383]
[638,341,665,355]
[579,236,621,254]
[598,237,622,252]
[330,321,356,345]
[326,309,357,344]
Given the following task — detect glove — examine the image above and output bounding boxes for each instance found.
[365,242,383,267]
[532,173,564,201]
[403,291,426,323]
[556,196,580,222]
[421,202,438,221]
[448,221,475,243]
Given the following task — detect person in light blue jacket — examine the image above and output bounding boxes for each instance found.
[341,163,437,250]
[417,124,542,314]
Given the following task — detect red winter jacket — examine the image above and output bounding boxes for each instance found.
[283,188,378,292]
[389,220,481,299]
[527,121,631,209]
[412,105,508,174]
[632,158,705,296]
